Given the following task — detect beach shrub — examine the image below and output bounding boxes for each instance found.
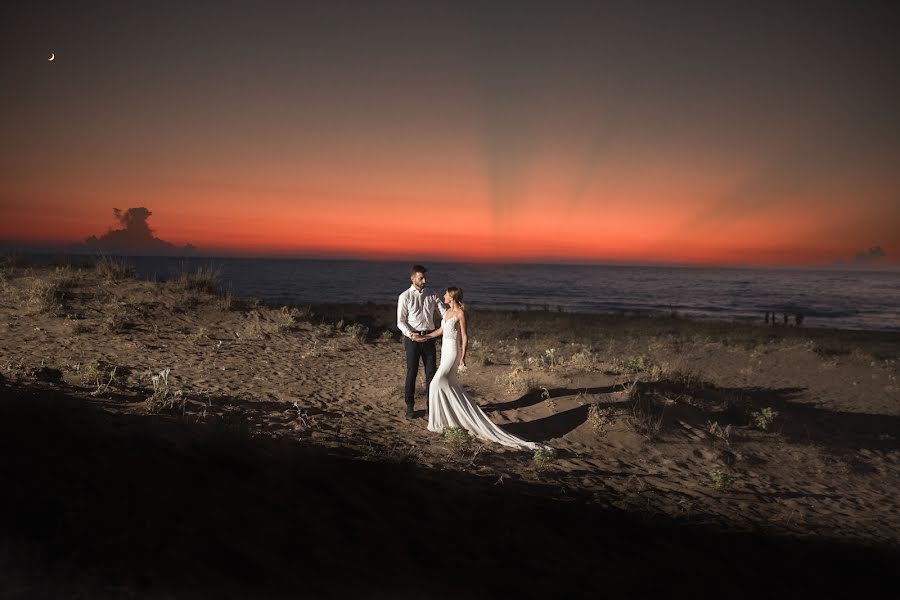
[533,447,556,471]
[443,427,476,454]
[751,407,779,431]
[587,403,615,436]
[27,278,65,314]
[709,468,734,490]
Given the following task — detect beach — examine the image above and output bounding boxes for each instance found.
[2,261,899,597]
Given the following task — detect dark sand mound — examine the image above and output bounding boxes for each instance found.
[2,385,896,599]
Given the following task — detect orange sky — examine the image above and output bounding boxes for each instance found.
[2,2,898,266]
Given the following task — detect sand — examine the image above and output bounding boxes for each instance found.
[1,262,898,597]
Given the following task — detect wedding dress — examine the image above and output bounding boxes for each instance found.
[428,316,542,451]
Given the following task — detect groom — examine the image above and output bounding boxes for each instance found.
[397,264,448,419]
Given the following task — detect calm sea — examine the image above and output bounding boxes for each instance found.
[103,257,900,333]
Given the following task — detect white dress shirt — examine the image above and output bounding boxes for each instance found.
[397,285,448,339]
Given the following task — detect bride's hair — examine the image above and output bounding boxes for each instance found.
[446,287,465,312]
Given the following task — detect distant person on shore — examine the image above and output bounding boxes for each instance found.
[397,265,448,419]
[765,312,770,324]
[783,313,789,326]
[414,287,547,451]
[795,312,805,327]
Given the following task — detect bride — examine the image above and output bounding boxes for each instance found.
[413,287,545,451]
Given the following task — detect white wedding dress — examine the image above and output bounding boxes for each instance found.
[428,316,542,451]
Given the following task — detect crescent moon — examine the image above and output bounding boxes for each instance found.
[48,52,55,61]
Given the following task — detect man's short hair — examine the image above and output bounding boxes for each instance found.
[411,264,427,275]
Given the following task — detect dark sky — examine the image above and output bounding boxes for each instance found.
[2,1,899,264]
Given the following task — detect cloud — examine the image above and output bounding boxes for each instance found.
[851,245,886,265]
[83,207,196,256]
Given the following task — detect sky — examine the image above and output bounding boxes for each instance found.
[1,0,899,266]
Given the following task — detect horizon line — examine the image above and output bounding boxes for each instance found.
[2,244,897,272]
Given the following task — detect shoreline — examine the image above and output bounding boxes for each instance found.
[6,252,900,334]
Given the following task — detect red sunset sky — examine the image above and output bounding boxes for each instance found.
[2,2,898,266]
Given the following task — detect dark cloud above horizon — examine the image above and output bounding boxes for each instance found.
[83,208,195,256]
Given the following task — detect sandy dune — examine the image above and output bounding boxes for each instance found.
[1,262,898,596]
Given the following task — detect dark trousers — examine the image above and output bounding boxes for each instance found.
[404,336,437,409]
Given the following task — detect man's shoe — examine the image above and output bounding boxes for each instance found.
[405,407,415,419]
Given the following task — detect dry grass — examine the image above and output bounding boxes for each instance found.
[587,402,616,436]
[175,264,222,294]
[629,387,666,441]
[344,322,369,342]
[706,421,733,445]
[95,256,135,281]
[568,347,596,370]
[2,252,32,269]
[68,318,92,335]
[79,359,125,394]
[26,278,65,314]
[102,302,133,333]
[497,366,535,395]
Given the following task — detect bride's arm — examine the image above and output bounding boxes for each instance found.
[423,326,443,340]
[458,312,468,366]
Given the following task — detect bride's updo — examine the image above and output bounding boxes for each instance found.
[446,287,465,312]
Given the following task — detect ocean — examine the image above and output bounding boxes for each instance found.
[103,257,900,333]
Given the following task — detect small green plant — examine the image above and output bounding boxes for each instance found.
[533,447,557,471]
[379,329,395,342]
[709,468,734,490]
[443,427,476,454]
[751,407,779,431]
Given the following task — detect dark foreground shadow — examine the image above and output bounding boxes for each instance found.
[1,384,897,599]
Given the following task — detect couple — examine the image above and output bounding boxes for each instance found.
[397,264,543,451]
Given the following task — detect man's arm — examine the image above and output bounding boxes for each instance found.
[436,295,449,318]
[397,292,414,338]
